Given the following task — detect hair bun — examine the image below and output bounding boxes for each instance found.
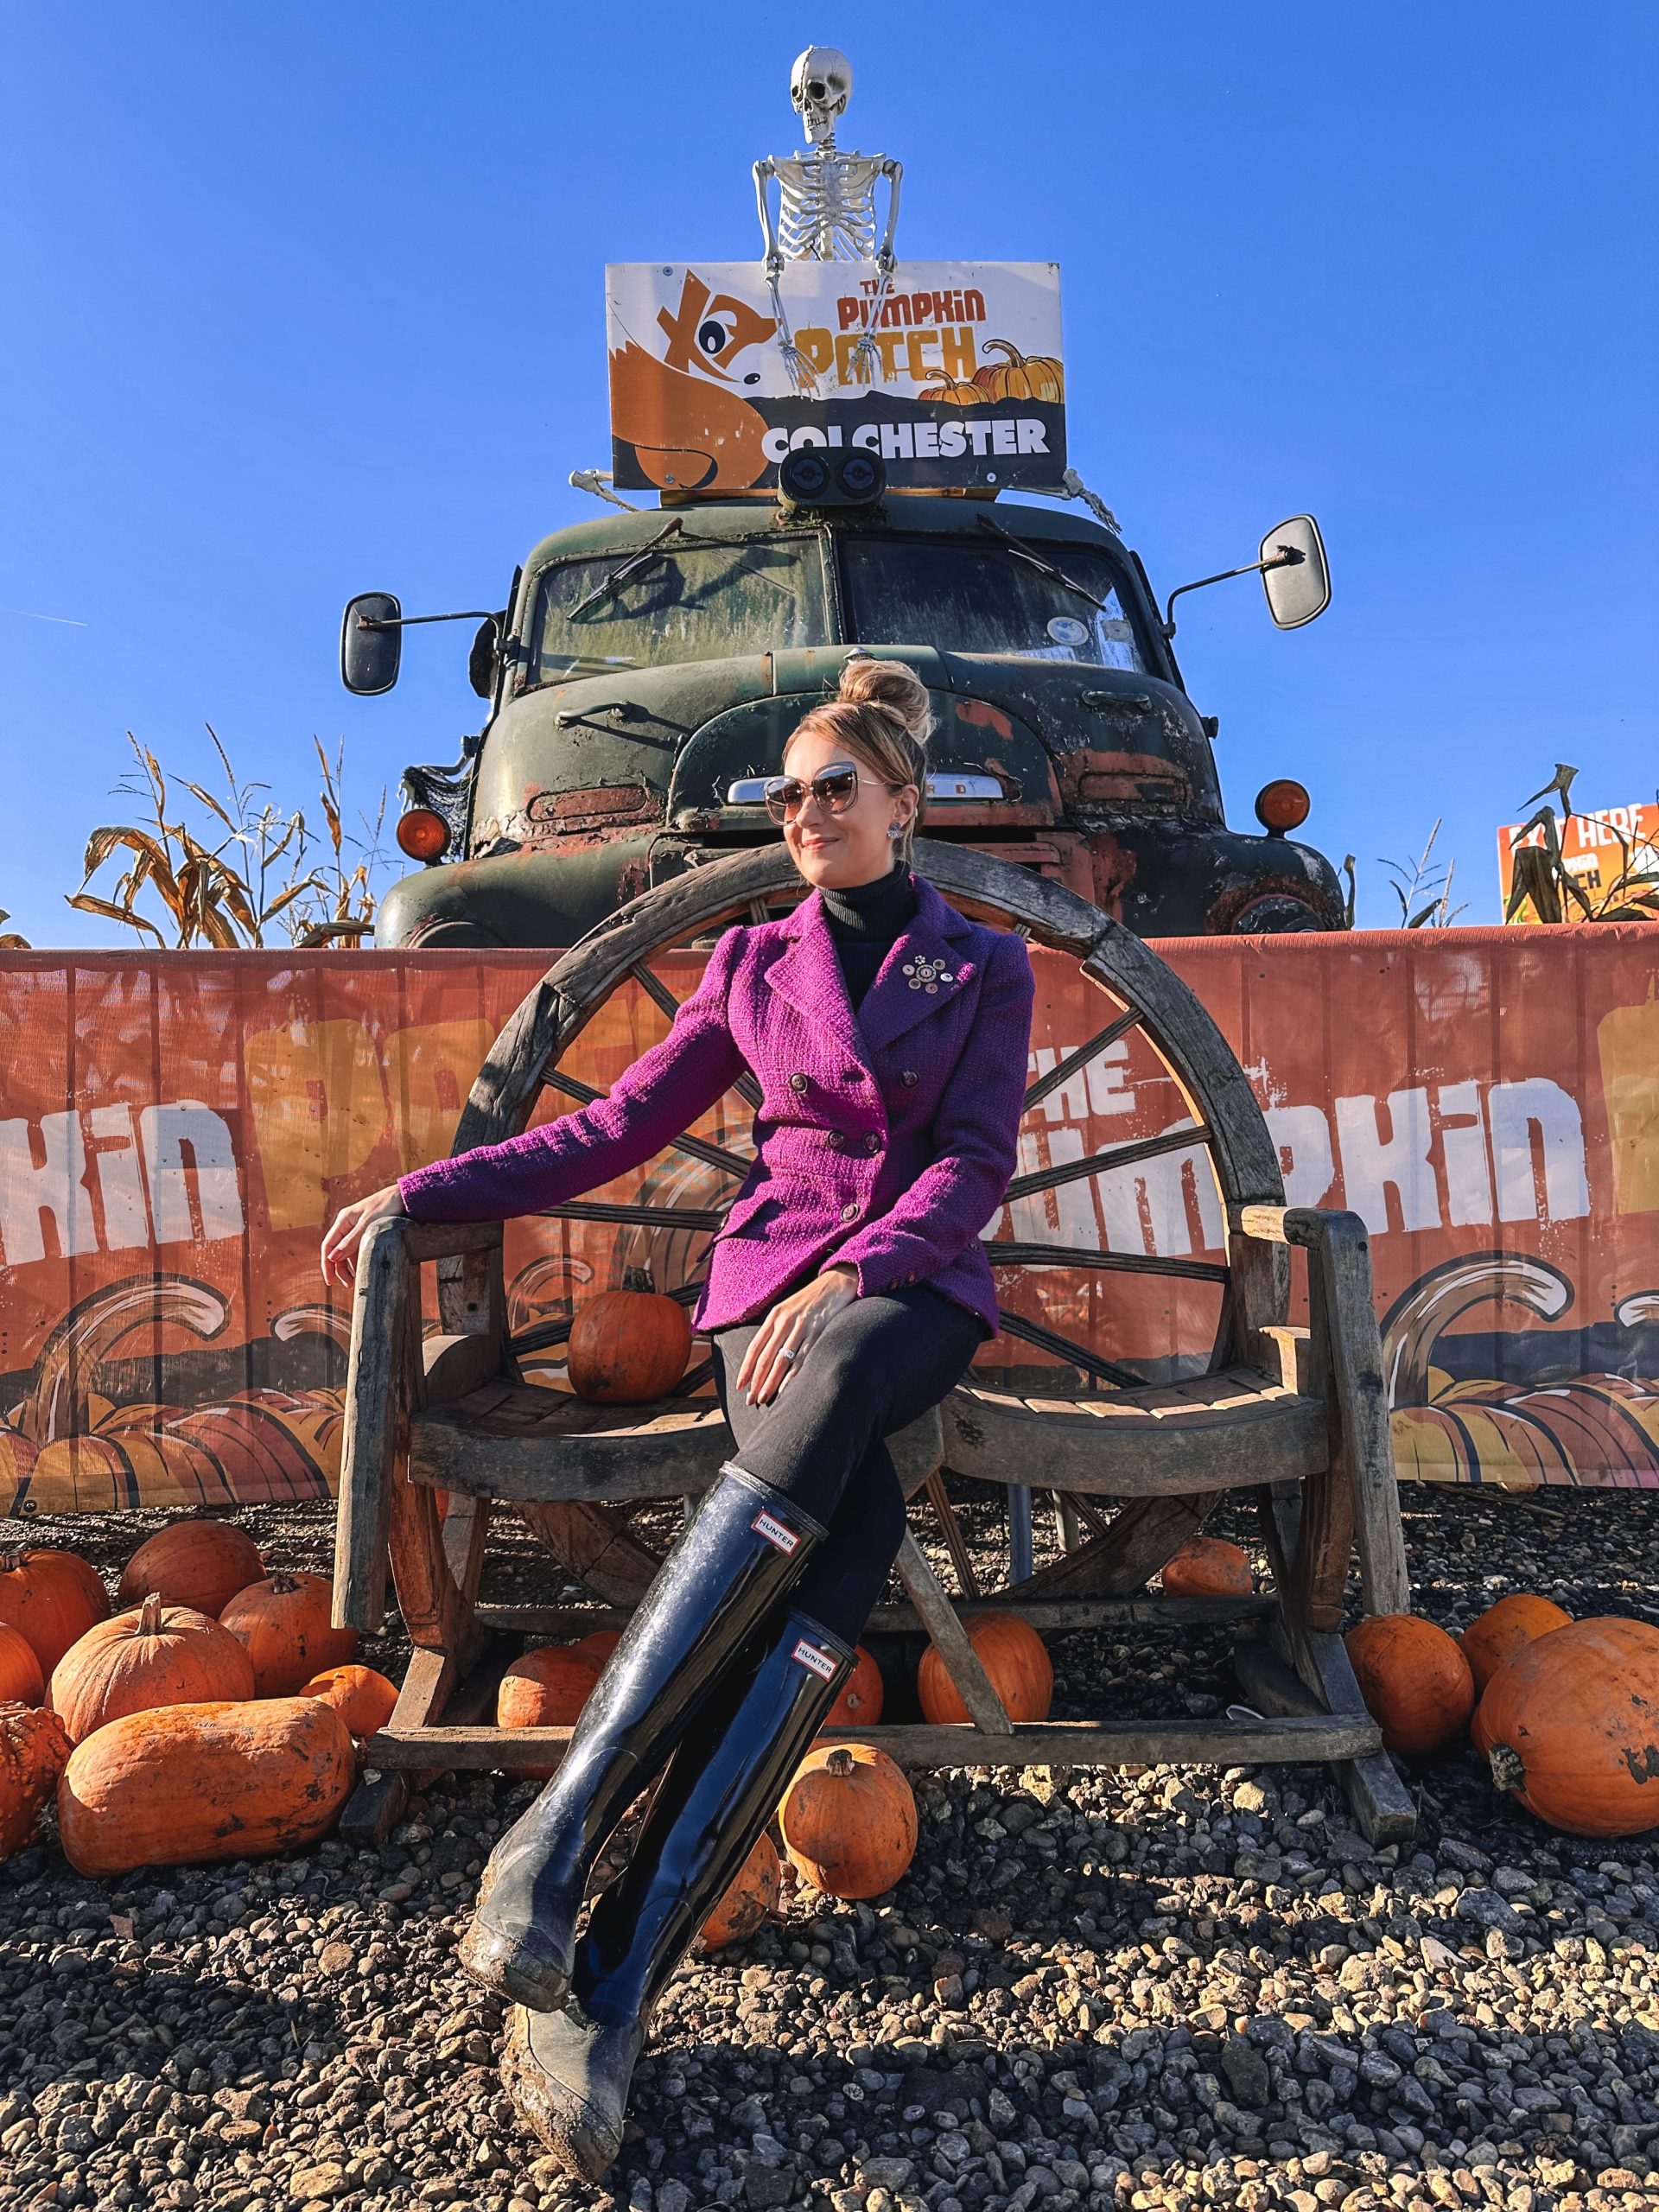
[837,655,932,744]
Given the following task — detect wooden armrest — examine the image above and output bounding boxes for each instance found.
[391,1216,504,1262]
[1229,1203,1369,1251]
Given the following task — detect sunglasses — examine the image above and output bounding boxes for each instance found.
[762,760,863,823]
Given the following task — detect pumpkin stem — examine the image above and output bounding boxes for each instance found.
[825,1747,856,1777]
[982,339,1025,365]
[620,1264,656,1294]
[267,1572,298,1593]
[0,1549,27,1574]
[1487,1741,1526,1794]
[138,1592,166,1636]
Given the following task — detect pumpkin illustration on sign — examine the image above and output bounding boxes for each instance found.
[916,371,982,408]
[972,340,1065,404]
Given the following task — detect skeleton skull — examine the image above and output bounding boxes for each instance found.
[790,45,852,143]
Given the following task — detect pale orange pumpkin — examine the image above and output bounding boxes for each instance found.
[298,1663,400,1741]
[0,1624,45,1707]
[219,1572,359,1697]
[0,1548,111,1677]
[781,1743,918,1900]
[50,1595,257,1744]
[701,1833,781,1948]
[118,1520,265,1621]
[1,1700,72,1859]
[826,1643,884,1729]
[917,1613,1052,1725]
[1161,1537,1253,1599]
[1459,1593,1573,1698]
[971,340,1065,404]
[567,1284,692,1405]
[57,1696,356,1875]
[1474,1616,1659,1836]
[497,1645,603,1776]
[1344,1613,1475,1755]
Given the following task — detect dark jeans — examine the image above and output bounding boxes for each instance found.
[711,1284,985,1644]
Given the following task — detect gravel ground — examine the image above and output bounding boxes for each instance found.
[3,1484,1657,2212]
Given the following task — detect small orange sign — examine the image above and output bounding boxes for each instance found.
[1497,801,1659,922]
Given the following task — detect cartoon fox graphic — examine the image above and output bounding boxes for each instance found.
[609,270,778,493]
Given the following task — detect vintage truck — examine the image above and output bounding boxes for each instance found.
[345,469,1346,948]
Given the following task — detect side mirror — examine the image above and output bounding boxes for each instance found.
[467,615,500,700]
[1260,516,1330,629]
[340,592,403,694]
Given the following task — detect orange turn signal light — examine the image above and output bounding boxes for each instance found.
[396,807,449,861]
[1254,779,1311,836]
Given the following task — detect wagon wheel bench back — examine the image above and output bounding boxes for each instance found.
[330,841,1415,1847]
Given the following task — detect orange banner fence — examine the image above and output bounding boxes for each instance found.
[2,925,1656,1519]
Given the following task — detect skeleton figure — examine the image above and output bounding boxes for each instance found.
[753,47,902,393]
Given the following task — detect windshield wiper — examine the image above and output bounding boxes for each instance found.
[974,513,1116,618]
[567,518,685,620]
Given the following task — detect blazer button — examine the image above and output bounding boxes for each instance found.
[826,1130,846,1151]
[840,1200,859,1223]
[864,1133,880,1154]
[789,1071,809,1092]
[900,1070,919,1086]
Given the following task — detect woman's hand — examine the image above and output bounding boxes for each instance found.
[320,1184,408,1288]
[736,1265,858,1407]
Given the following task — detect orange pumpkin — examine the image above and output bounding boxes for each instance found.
[918,372,983,407]
[0,1548,111,1676]
[219,1571,359,1697]
[918,1613,1052,1725]
[972,340,1065,404]
[1344,1613,1475,1755]
[1,1700,72,1858]
[572,1628,622,1667]
[567,1285,692,1405]
[300,1663,400,1740]
[701,1833,781,1948]
[118,1520,265,1620]
[826,1643,884,1729]
[1459,1593,1573,1697]
[50,1595,257,1744]
[1161,1537,1253,1599]
[1475,1616,1659,1836]
[0,1624,44,1707]
[781,1743,918,1900]
[498,1645,603,1775]
[57,1696,356,1875]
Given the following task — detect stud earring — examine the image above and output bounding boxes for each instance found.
[888,824,901,839]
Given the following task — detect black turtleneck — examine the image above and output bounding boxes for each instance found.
[820,861,918,1009]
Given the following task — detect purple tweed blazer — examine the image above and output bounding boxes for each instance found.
[397,870,1037,1338]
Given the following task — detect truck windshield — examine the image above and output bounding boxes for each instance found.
[532,538,830,679]
[839,536,1147,672]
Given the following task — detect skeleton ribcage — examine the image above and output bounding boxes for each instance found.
[773,154,882,262]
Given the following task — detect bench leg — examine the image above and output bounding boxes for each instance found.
[343,1629,520,1844]
[1253,1484,1416,1846]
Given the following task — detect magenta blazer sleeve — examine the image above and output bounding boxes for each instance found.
[833,929,1036,1299]
[397,927,746,1224]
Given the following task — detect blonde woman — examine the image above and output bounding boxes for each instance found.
[321,657,1036,2177]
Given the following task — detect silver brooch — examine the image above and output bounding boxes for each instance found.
[903,956,955,995]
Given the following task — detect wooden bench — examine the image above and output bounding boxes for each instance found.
[332,840,1415,1847]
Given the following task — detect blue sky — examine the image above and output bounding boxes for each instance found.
[3,2,1655,941]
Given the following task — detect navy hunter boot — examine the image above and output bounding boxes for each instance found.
[459,1466,825,2011]
[501,1606,854,2178]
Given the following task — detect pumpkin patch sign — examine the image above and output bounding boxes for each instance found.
[606,260,1066,493]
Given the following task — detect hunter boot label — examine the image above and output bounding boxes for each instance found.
[791,1638,840,1682]
[751,1510,802,1555]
